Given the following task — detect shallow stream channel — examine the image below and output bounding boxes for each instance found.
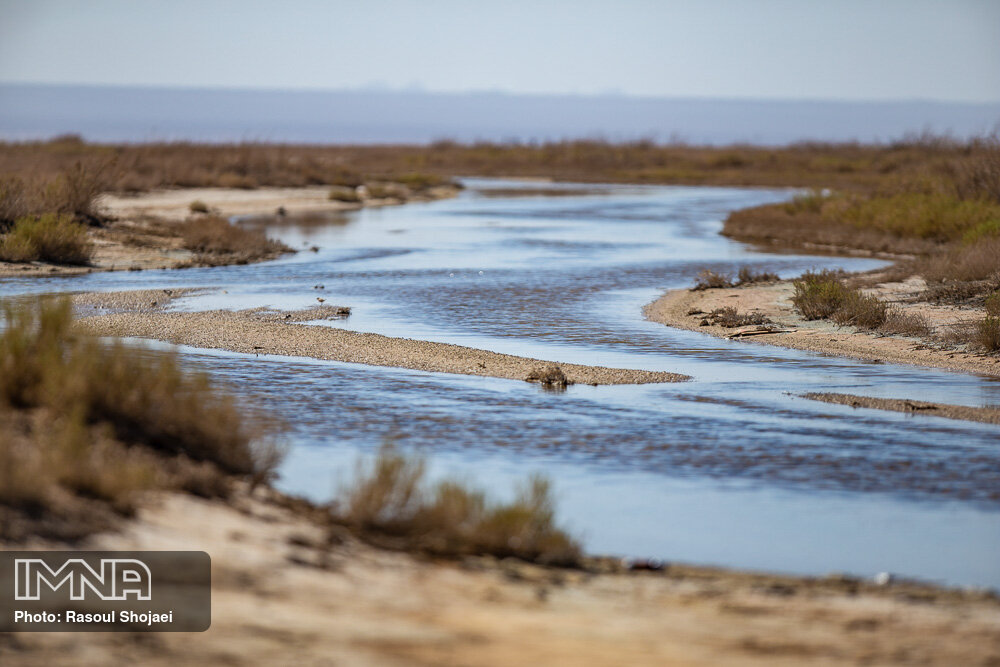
[4,179,998,588]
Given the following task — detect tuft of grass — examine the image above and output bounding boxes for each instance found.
[986,293,1000,317]
[365,182,410,200]
[693,266,780,290]
[43,159,114,224]
[977,317,1000,352]
[393,172,457,192]
[0,298,285,539]
[920,237,1000,285]
[880,308,932,337]
[334,445,581,566]
[0,176,32,230]
[705,306,771,328]
[830,290,888,329]
[188,199,209,213]
[792,270,852,320]
[736,266,780,285]
[692,269,733,290]
[328,186,361,203]
[0,214,93,265]
[179,215,292,264]
[791,270,890,330]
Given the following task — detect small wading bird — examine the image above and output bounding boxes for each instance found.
[317,297,325,304]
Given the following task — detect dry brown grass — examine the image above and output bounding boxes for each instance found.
[0,135,990,197]
[333,444,581,566]
[977,318,1000,352]
[0,297,285,540]
[327,186,361,203]
[179,215,292,264]
[0,214,93,264]
[986,293,1000,317]
[704,307,772,328]
[880,308,932,337]
[693,266,780,290]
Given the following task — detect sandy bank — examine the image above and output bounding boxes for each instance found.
[802,392,1000,425]
[4,487,998,666]
[99,184,459,222]
[74,290,688,386]
[644,279,1000,378]
[0,185,458,277]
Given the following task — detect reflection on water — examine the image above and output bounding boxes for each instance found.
[2,179,998,588]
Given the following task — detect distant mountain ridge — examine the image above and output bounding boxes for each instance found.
[1,83,997,145]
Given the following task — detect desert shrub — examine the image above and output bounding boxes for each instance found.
[920,237,1000,284]
[328,186,361,203]
[954,136,1000,204]
[0,298,283,497]
[880,308,932,337]
[188,199,209,213]
[986,293,1000,316]
[791,270,889,329]
[0,176,33,229]
[0,214,93,264]
[705,306,771,328]
[179,215,291,263]
[831,290,888,329]
[692,268,734,290]
[792,270,852,319]
[978,317,1000,352]
[783,189,829,214]
[365,182,410,200]
[394,172,456,191]
[42,160,113,224]
[334,445,581,566]
[736,266,780,285]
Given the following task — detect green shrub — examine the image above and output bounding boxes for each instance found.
[792,270,889,330]
[792,270,851,319]
[0,214,93,264]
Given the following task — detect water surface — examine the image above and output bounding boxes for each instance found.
[3,180,998,588]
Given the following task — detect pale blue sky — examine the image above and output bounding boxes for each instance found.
[1,0,998,102]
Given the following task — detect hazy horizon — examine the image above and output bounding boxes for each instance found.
[1,82,998,146]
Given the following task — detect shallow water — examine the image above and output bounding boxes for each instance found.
[3,180,999,588]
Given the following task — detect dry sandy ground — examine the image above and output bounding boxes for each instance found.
[73,290,688,386]
[645,278,1000,378]
[0,186,457,277]
[3,488,999,666]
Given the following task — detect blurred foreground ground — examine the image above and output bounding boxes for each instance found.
[3,489,998,666]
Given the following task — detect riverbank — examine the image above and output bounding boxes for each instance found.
[74,290,689,386]
[4,485,998,666]
[0,184,460,277]
[644,276,1000,378]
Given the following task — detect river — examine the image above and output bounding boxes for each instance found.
[3,179,998,588]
